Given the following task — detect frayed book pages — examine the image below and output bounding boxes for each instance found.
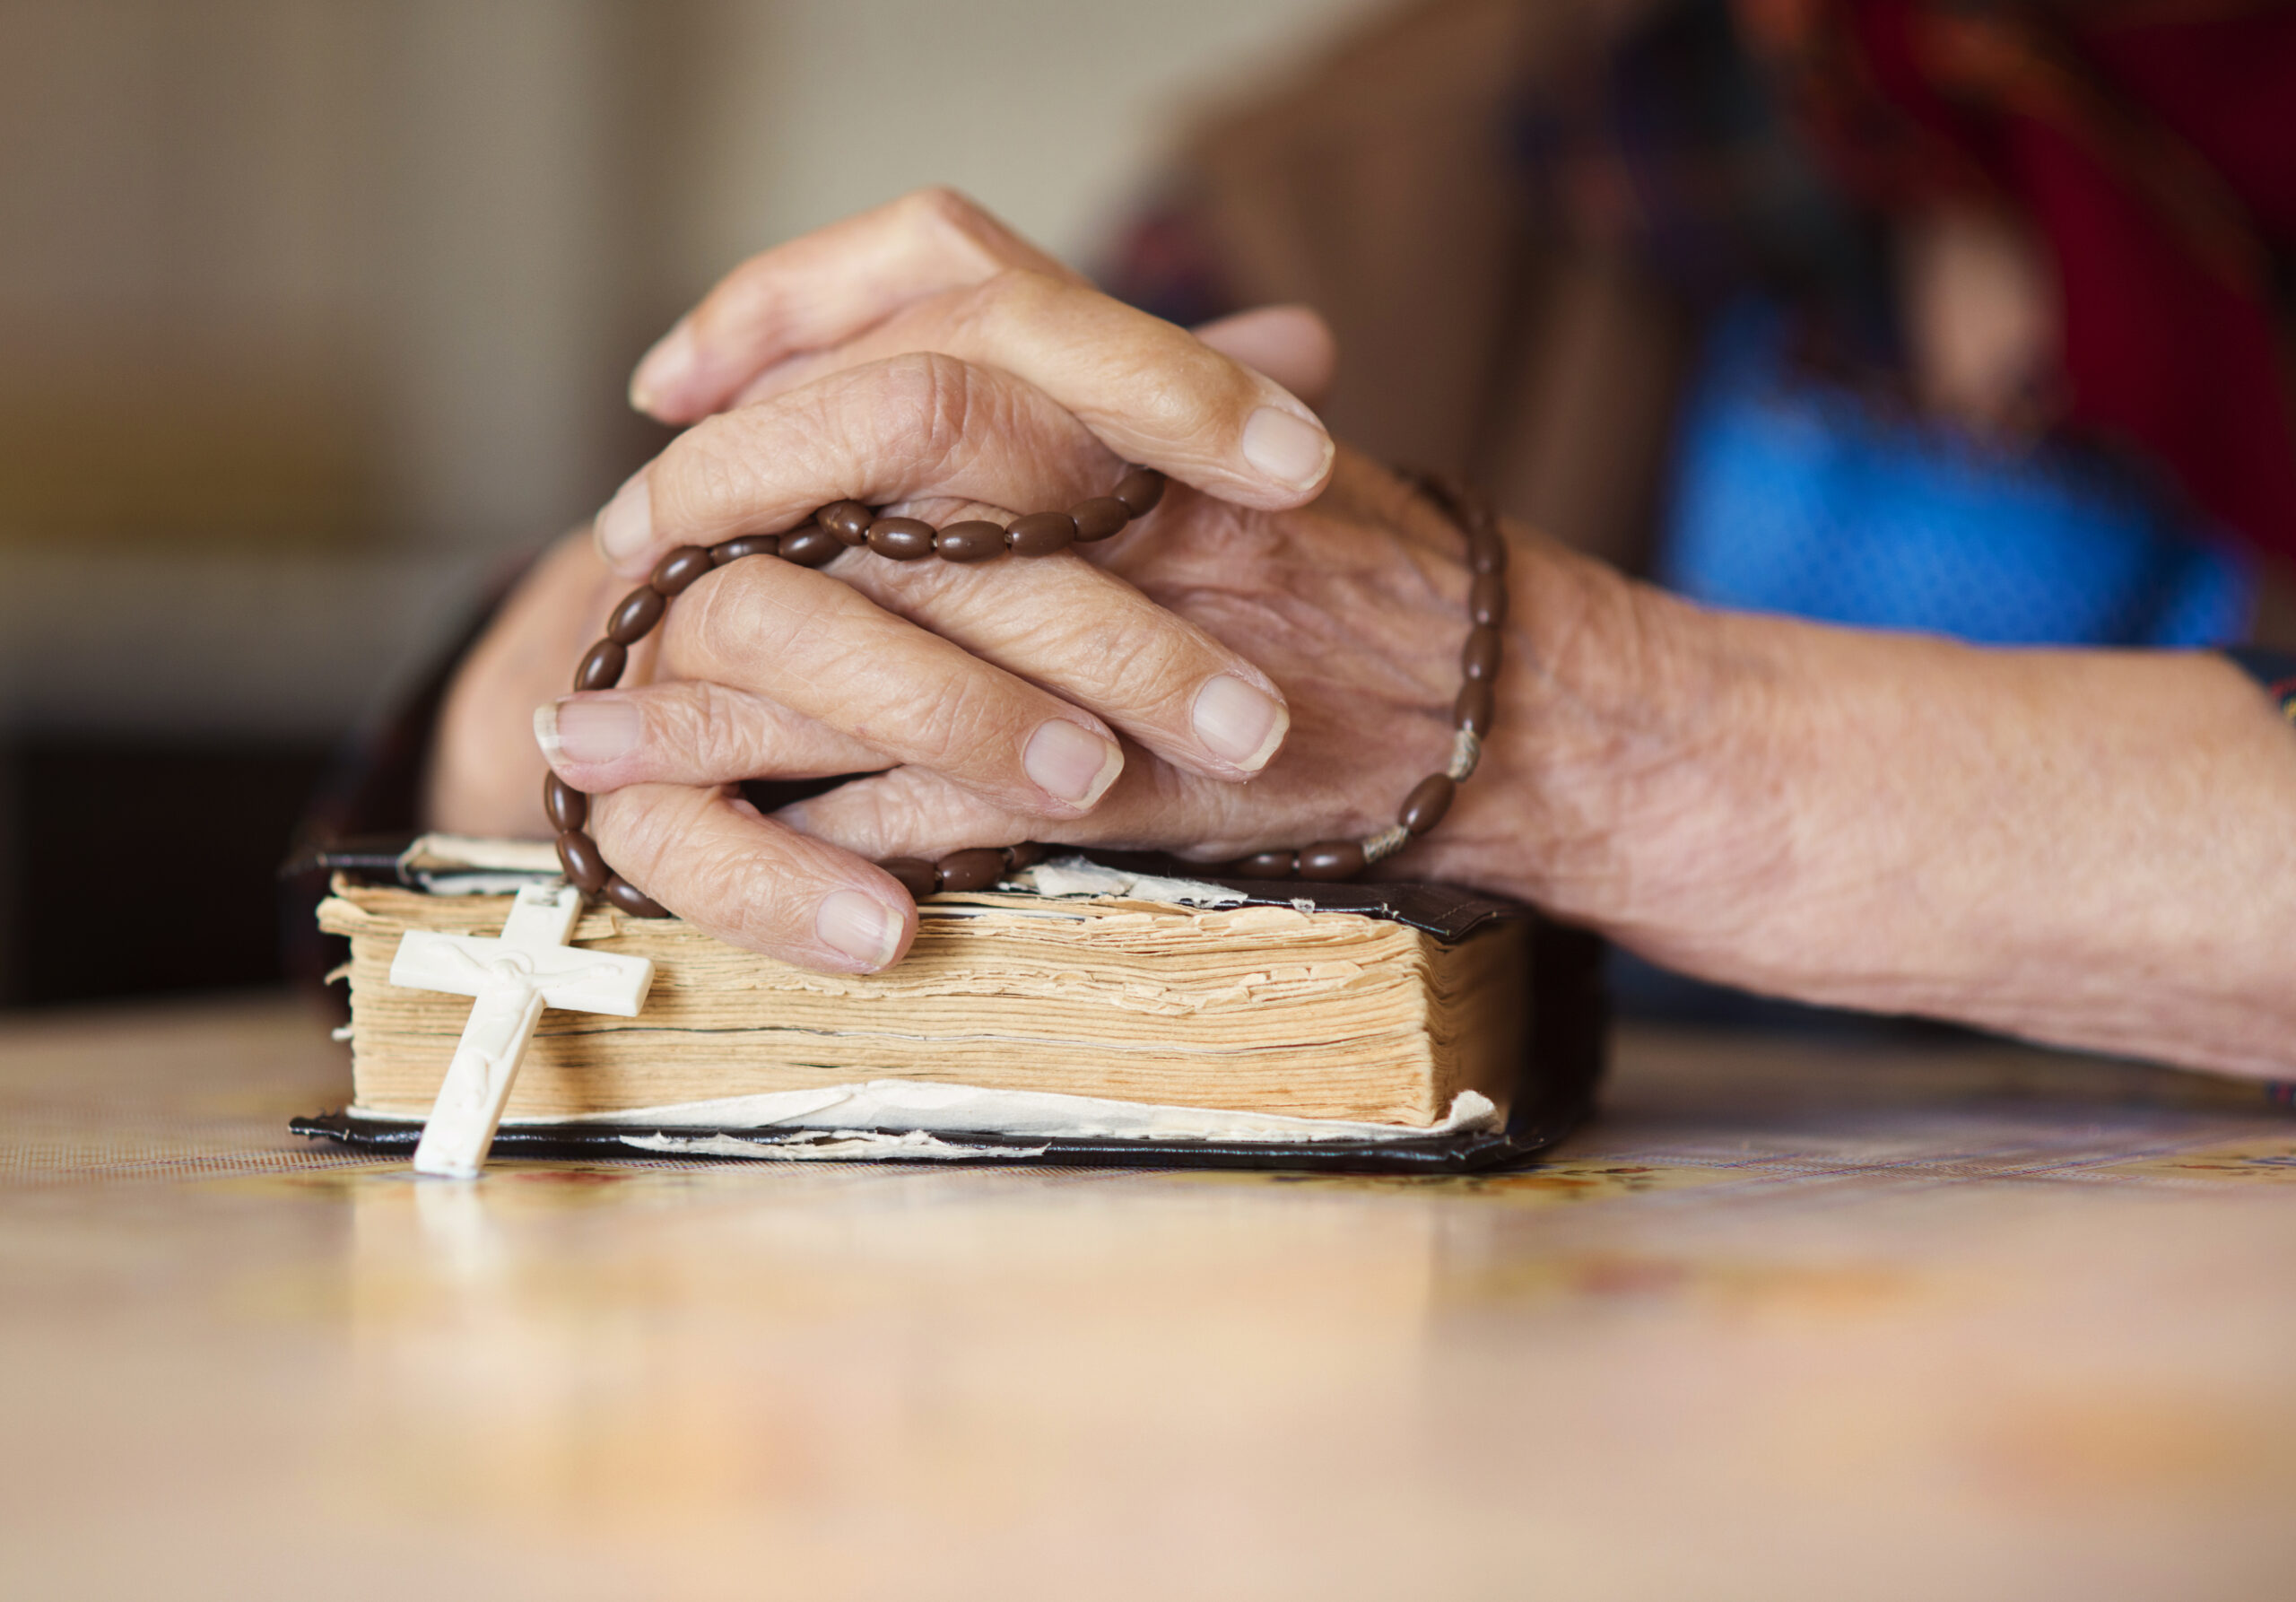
[303,837,1596,1170]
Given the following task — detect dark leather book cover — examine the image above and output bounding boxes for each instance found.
[290,838,1609,1173]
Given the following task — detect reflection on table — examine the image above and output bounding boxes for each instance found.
[4,997,2294,1599]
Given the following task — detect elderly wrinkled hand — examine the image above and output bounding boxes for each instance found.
[617,186,1342,488]
[428,189,2296,1083]
[429,192,1544,973]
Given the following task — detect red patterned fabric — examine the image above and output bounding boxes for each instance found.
[1740,0,2296,562]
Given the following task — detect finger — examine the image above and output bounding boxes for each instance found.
[561,553,1287,797]
[1193,305,1339,409]
[823,549,1292,781]
[533,682,883,794]
[658,555,1131,820]
[594,352,1110,576]
[766,752,1289,869]
[715,269,1335,509]
[773,766,1063,866]
[631,187,1078,424]
[595,354,1292,782]
[587,782,916,972]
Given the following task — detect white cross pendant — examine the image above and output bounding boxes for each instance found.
[387,884,654,1178]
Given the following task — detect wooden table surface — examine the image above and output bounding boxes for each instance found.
[4,996,2293,1600]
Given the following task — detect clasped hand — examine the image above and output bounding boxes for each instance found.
[430,189,1547,972]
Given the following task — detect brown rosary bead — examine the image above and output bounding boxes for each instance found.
[1468,573,1508,629]
[935,520,1006,563]
[1454,679,1495,737]
[1070,497,1130,542]
[880,858,940,901]
[711,533,779,566]
[1113,467,1165,516]
[604,587,665,646]
[602,875,667,918]
[543,772,587,833]
[819,501,874,545]
[1398,774,1456,834]
[866,518,936,562]
[553,466,1489,910]
[1298,840,1367,880]
[574,640,628,692]
[935,847,1008,893]
[1460,625,1502,682]
[650,545,715,596]
[1005,511,1076,556]
[779,523,843,569]
[556,830,610,893]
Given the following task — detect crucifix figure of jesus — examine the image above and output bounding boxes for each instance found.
[388,883,654,1178]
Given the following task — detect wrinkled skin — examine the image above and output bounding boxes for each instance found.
[430,189,2296,1079]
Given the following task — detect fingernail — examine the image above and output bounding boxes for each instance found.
[1023,719,1123,806]
[630,317,695,413]
[536,697,640,764]
[1192,675,1288,771]
[1240,405,1334,491]
[817,888,903,969]
[593,471,654,569]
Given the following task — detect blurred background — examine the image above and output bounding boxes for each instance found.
[4,0,2286,1009]
[0,0,1376,1005]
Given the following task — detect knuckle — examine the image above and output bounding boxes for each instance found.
[691,268,768,347]
[719,841,830,949]
[819,769,1008,860]
[672,562,781,675]
[958,266,1057,329]
[859,351,975,469]
[587,785,685,879]
[902,675,1013,777]
[1122,343,1248,438]
[902,184,978,230]
[645,683,756,780]
[907,780,1015,853]
[1044,605,1208,719]
[815,783,910,859]
[1098,631,1182,707]
[689,683,773,778]
[901,186,1003,263]
[651,415,756,534]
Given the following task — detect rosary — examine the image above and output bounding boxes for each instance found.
[544,466,1505,914]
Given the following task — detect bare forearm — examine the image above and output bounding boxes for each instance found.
[1476,544,2296,1075]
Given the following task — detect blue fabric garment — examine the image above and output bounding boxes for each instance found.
[1624,300,2259,1030]
[1657,302,2256,648]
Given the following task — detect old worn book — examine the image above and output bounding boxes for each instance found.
[297,835,1605,1171]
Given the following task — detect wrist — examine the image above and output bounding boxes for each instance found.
[1414,530,1762,926]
